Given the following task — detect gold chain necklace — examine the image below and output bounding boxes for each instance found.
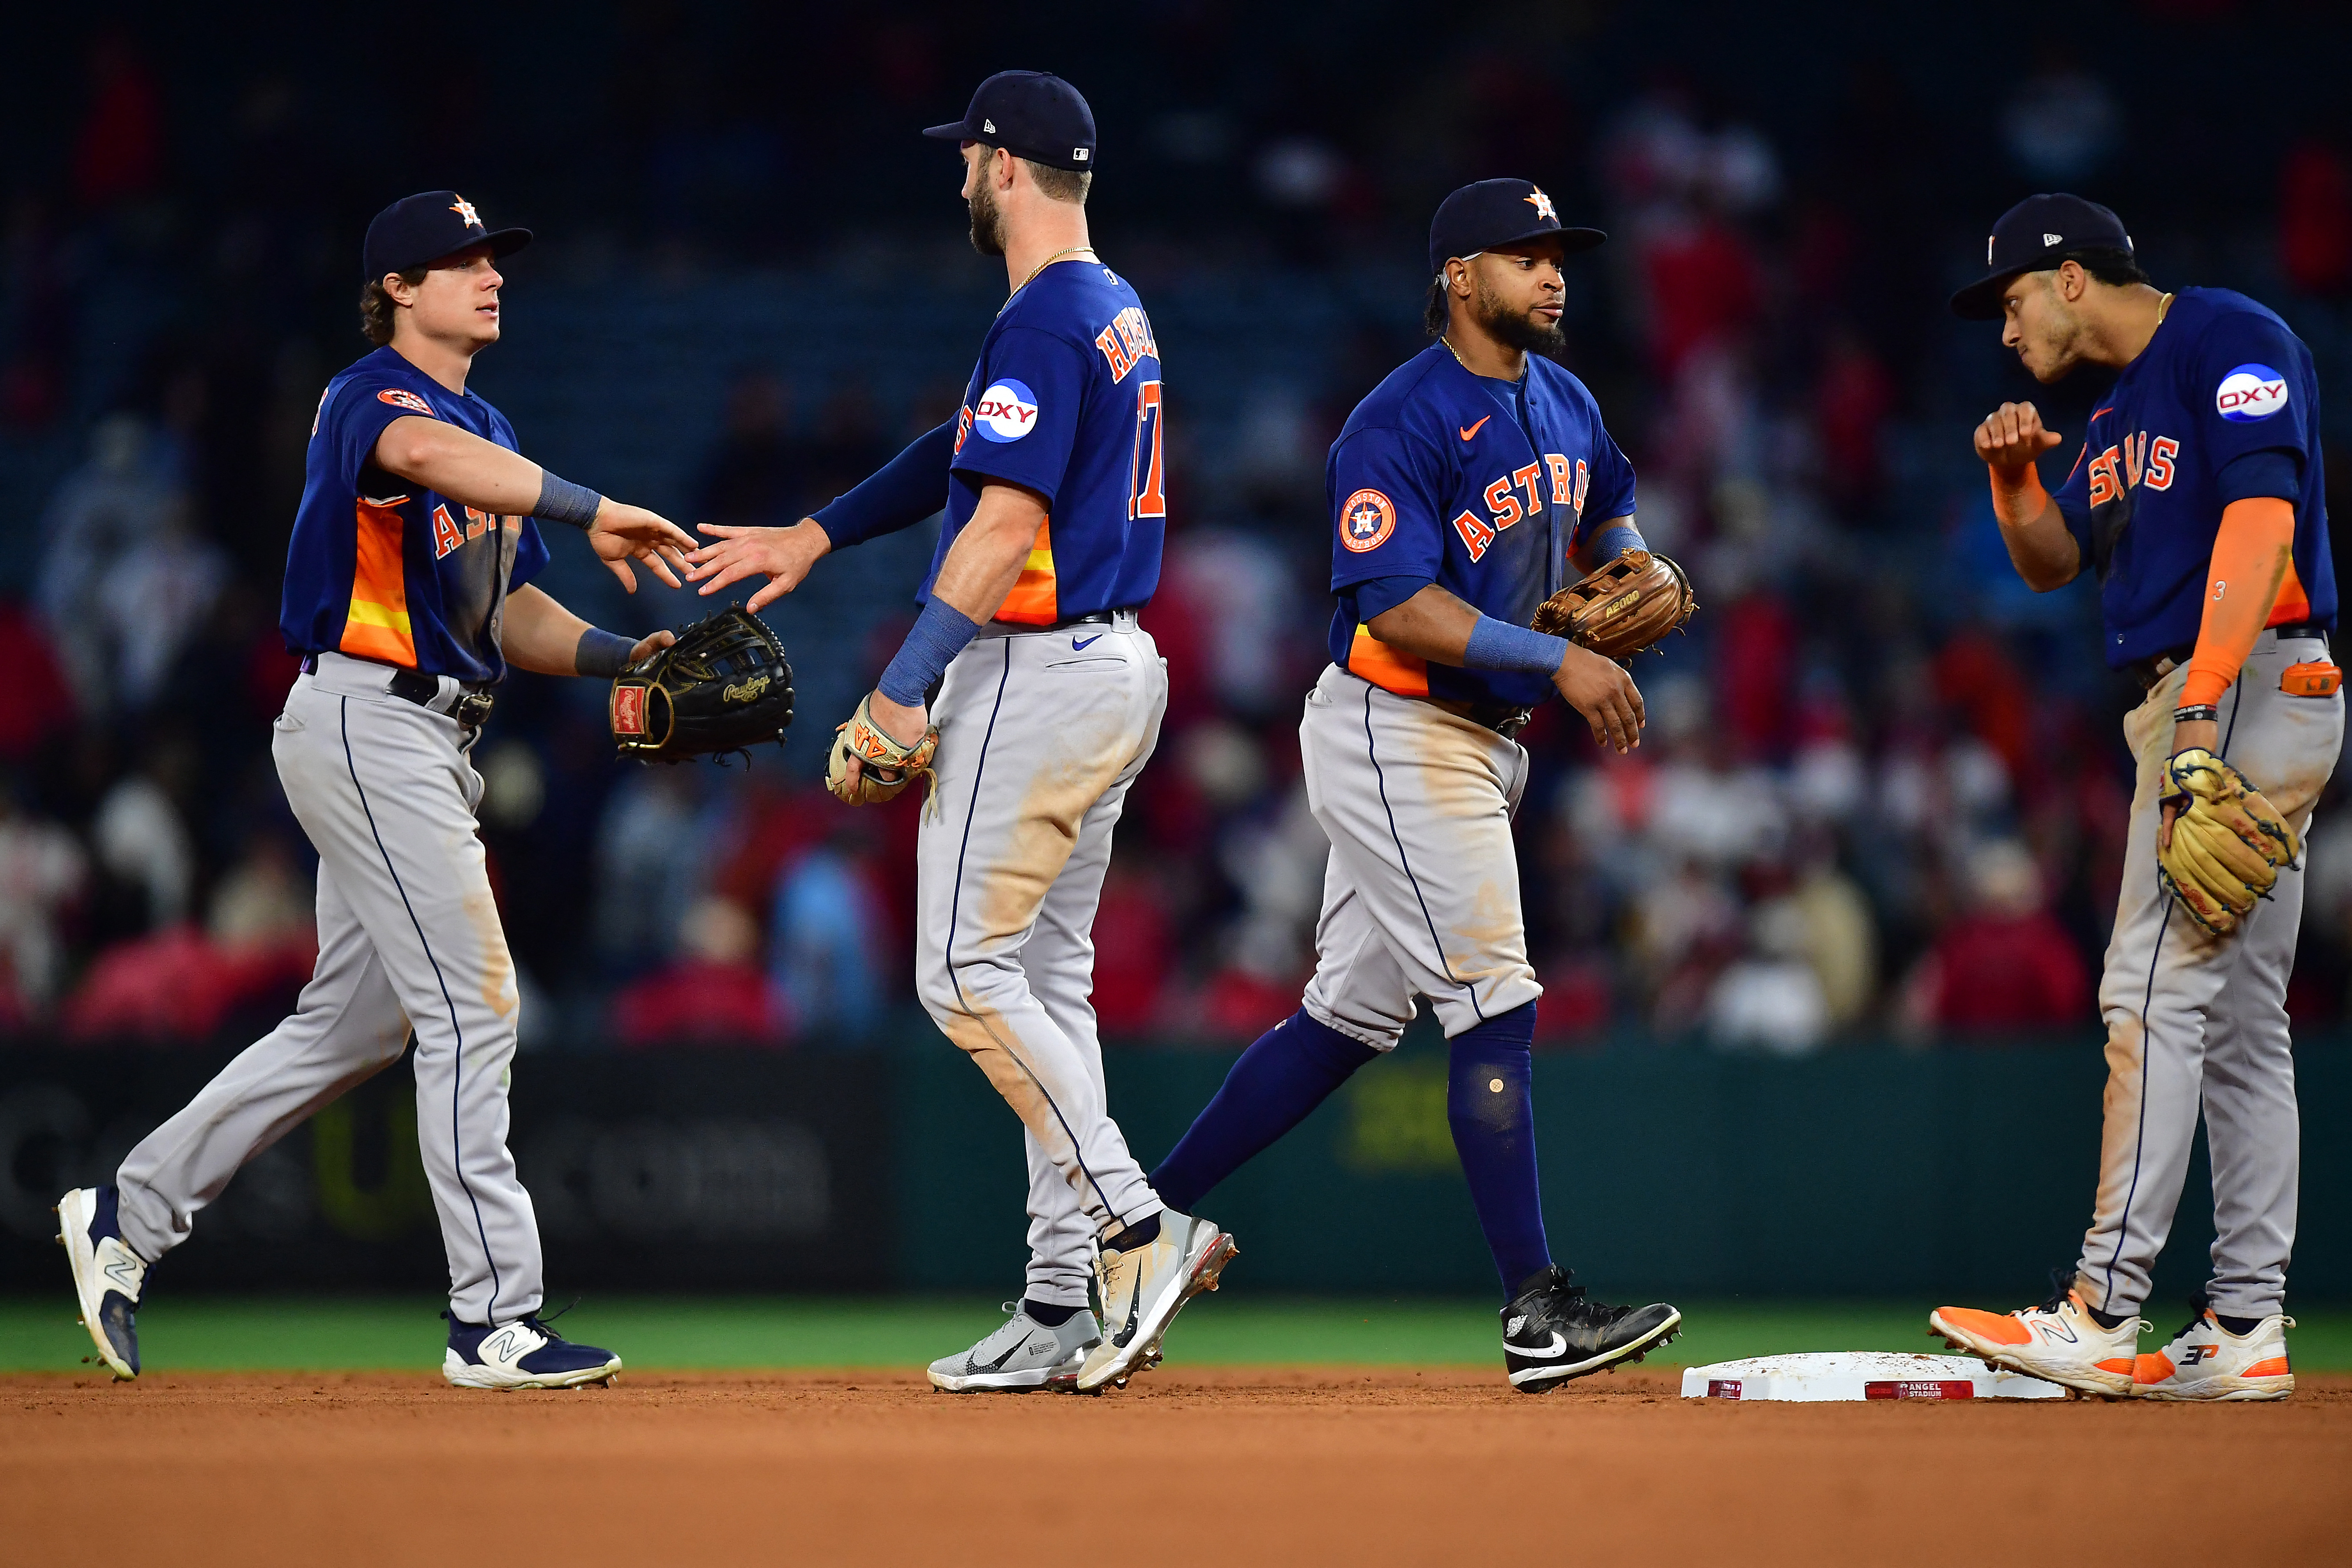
[2157,291,2176,323]
[1007,245,1098,305]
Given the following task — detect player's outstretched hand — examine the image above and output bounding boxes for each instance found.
[685,520,833,614]
[1554,642,1645,755]
[1973,401,2064,489]
[589,501,696,594]
[626,629,677,666]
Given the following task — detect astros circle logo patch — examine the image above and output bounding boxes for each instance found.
[2216,363,2289,422]
[1339,488,1396,553]
[975,379,1040,442]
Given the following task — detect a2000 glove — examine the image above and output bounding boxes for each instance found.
[2157,747,2301,936]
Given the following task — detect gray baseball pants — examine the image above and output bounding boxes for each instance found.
[914,612,1168,1310]
[114,652,544,1323]
[2076,627,2342,1319]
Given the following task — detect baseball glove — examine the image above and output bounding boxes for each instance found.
[827,691,940,808]
[610,605,794,764]
[1531,549,1697,660]
[2157,747,2301,936]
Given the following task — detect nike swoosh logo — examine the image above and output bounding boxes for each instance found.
[981,1337,1031,1371]
[1509,1331,1569,1360]
[1072,634,1102,651]
[2092,406,2114,420]
[1460,416,1491,441]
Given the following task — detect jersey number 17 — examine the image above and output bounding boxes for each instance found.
[1129,380,1167,520]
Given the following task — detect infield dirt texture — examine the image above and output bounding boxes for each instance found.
[6,1366,2349,1564]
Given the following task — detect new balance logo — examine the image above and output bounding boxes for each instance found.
[483,1329,527,1363]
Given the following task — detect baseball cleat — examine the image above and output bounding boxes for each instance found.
[929,1301,1101,1393]
[2133,1294,2294,1401]
[1929,1275,2144,1398]
[1075,1209,1236,1393]
[443,1312,622,1390]
[57,1187,145,1381]
[1501,1265,1681,1392]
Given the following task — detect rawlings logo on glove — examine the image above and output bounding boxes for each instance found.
[610,605,794,764]
[1531,549,1697,661]
[827,692,940,808]
[2157,748,2300,937]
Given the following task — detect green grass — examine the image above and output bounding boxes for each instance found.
[8,1294,2351,1374]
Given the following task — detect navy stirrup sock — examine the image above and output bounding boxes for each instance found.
[1448,1002,1552,1293]
[1150,1009,1379,1212]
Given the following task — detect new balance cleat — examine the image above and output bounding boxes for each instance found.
[443,1313,622,1390]
[58,1187,145,1380]
[1930,1274,2144,1398]
[1501,1266,1681,1392]
[1076,1210,1236,1393]
[2133,1294,2294,1401]
[928,1301,1101,1393]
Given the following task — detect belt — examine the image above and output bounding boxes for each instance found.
[989,606,1139,634]
[2126,622,2330,692]
[302,653,496,727]
[1427,697,1535,738]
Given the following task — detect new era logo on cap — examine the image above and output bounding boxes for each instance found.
[1951,193,2133,319]
[2044,232,2062,245]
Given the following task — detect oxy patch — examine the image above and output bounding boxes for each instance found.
[975,379,1040,442]
[2216,364,2289,423]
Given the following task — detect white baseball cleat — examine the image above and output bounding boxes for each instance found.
[928,1301,1101,1393]
[57,1187,146,1381]
[1076,1210,1236,1393]
[2133,1295,2294,1401]
[1929,1276,2145,1398]
[443,1313,622,1390]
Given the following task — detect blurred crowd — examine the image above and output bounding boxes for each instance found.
[3,13,2350,1052]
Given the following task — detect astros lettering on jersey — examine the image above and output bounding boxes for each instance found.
[2053,286,2335,662]
[282,345,551,681]
[1325,342,1636,706]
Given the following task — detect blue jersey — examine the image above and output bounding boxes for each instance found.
[1324,344,1637,707]
[926,258,1166,623]
[282,347,550,682]
[2052,287,2333,666]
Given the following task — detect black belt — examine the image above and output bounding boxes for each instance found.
[2126,622,2330,692]
[303,654,494,726]
[1429,697,1535,738]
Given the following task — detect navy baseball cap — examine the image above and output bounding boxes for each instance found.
[922,70,1097,172]
[1429,179,1605,280]
[362,191,531,283]
[1949,193,2134,319]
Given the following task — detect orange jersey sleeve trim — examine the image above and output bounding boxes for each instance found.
[993,518,1060,626]
[339,497,416,666]
[1346,624,1430,697]
[2180,497,2296,709]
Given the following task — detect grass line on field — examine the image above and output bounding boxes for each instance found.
[6,1294,2351,1374]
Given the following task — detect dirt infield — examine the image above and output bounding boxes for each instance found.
[6,1368,2348,1565]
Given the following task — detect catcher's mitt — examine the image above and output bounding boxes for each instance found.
[1532,549,1697,661]
[827,691,940,808]
[2157,747,2301,936]
[610,605,794,764]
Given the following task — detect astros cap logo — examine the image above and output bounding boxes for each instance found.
[1525,187,1558,222]
[450,196,482,228]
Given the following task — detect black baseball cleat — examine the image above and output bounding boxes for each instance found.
[1500,1265,1681,1393]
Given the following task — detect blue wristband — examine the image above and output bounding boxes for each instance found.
[534,472,604,529]
[576,627,638,678]
[878,598,982,706]
[1585,523,1644,562]
[1462,614,1569,676]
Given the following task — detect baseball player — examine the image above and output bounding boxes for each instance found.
[1136,180,1683,1391]
[56,192,695,1388]
[685,72,1232,1394]
[1931,194,2337,1400]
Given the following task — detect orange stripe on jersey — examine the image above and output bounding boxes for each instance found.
[2267,552,2313,627]
[995,518,1060,626]
[340,497,416,665]
[1347,624,1429,697]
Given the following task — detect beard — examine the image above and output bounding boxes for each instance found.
[1474,276,1566,354]
[968,179,1006,258]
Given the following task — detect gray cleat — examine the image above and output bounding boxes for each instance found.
[928,1301,1100,1393]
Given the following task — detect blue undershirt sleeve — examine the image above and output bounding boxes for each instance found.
[811,419,957,550]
